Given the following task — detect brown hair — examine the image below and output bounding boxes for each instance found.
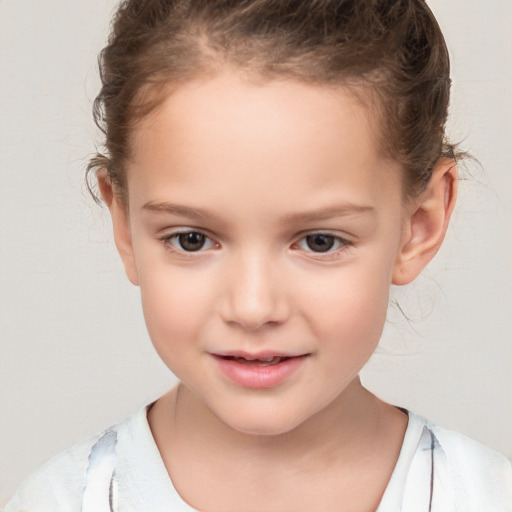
[87,0,457,201]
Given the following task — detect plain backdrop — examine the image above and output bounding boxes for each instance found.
[1,0,511,505]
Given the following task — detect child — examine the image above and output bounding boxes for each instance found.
[5,0,511,510]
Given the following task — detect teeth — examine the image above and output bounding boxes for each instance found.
[238,356,276,361]
[233,356,284,366]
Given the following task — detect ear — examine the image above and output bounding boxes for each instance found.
[97,172,140,286]
[392,159,458,286]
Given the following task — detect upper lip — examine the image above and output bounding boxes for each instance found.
[211,350,307,360]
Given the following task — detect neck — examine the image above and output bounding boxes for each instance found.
[156,377,383,466]
[148,378,408,511]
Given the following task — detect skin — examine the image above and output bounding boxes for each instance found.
[99,71,457,511]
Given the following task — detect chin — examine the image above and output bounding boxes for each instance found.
[216,404,308,437]
[228,420,298,437]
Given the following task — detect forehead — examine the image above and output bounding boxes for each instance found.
[126,72,403,211]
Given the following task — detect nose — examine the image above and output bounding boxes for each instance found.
[220,251,290,330]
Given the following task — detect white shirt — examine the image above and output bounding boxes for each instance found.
[5,405,512,511]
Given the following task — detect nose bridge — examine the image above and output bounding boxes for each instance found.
[222,246,287,329]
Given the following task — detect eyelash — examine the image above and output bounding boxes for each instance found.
[294,233,352,258]
[159,230,352,259]
[160,230,218,254]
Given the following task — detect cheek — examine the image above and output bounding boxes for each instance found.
[300,260,392,348]
[137,266,214,359]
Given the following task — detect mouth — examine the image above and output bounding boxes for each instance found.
[216,355,291,367]
[210,352,309,389]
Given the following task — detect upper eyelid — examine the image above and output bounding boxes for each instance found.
[160,227,216,240]
[159,227,349,239]
[294,233,351,249]
[293,230,352,244]
[297,230,349,238]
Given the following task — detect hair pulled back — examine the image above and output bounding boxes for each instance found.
[88,0,456,200]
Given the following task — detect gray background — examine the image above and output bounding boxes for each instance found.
[1,0,511,505]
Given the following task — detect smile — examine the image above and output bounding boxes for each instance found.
[210,352,309,389]
[222,355,287,366]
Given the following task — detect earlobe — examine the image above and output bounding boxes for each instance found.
[97,172,140,286]
[392,159,458,286]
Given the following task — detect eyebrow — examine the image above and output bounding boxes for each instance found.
[142,201,375,223]
[143,201,216,219]
[280,204,375,223]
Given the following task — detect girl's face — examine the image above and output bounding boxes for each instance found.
[118,72,411,435]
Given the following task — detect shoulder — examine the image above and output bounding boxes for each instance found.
[426,418,512,499]
[409,413,512,510]
[4,434,98,512]
[4,409,145,512]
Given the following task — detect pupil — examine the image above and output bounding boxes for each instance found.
[306,234,334,252]
[179,232,205,251]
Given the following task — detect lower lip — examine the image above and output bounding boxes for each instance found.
[212,355,308,389]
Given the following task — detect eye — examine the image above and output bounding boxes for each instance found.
[162,230,216,252]
[296,233,350,254]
